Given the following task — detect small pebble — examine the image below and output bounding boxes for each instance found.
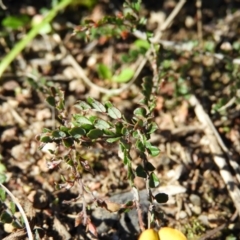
[190,194,201,206]
[178,210,187,219]
[192,205,202,215]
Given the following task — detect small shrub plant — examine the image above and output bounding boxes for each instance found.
[39,0,170,236]
[40,79,167,233]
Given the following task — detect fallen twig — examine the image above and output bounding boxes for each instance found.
[189,95,240,216]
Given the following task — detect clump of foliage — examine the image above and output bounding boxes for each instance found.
[39,77,167,233]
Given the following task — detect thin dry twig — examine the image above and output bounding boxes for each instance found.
[132,186,145,231]
[2,229,26,240]
[152,0,186,42]
[189,95,240,217]
[190,95,240,184]
[0,183,33,240]
[6,102,27,127]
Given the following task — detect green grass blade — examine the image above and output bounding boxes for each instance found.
[0,0,72,77]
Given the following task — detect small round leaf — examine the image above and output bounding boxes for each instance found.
[87,129,103,139]
[149,172,160,188]
[69,127,85,138]
[107,107,122,119]
[154,193,169,204]
[136,165,147,178]
[94,119,111,130]
[146,162,155,171]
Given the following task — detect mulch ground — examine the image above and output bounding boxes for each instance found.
[0,0,240,239]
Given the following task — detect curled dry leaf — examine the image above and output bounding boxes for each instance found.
[47,159,62,169]
[87,221,98,237]
[96,199,122,213]
[75,212,84,227]
[79,159,95,175]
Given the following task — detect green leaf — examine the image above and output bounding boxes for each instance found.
[127,164,135,182]
[39,23,52,35]
[107,107,122,119]
[2,15,30,29]
[121,127,130,135]
[75,101,91,110]
[106,137,121,143]
[136,165,147,178]
[0,163,6,173]
[135,119,144,127]
[149,172,160,188]
[142,76,153,104]
[139,17,147,25]
[133,39,150,50]
[146,162,155,171]
[42,128,51,133]
[94,119,111,129]
[136,140,145,152]
[123,150,131,165]
[105,101,113,108]
[78,124,94,131]
[89,116,98,123]
[40,136,52,143]
[46,96,55,107]
[66,159,74,167]
[31,13,52,34]
[0,174,6,184]
[113,68,134,83]
[133,107,147,118]
[87,97,106,112]
[10,202,16,214]
[62,138,74,148]
[74,115,92,125]
[103,129,116,136]
[204,40,215,52]
[115,122,123,135]
[129,49,140,60]
[162,60,172,70]
[56,97,65,111]
[87,129,103,139]
[133,0,141,11]
[52,130,66,139]
[147,122,158,134]
[132,130,139,139]
[120,138,131,151]
[146,144,160,157]
[0,210,13,223]
[154,193,168,204]
[97,63,112,80]
[12,219,23,229]
[60,126,69,132]
[69,127,86,138]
